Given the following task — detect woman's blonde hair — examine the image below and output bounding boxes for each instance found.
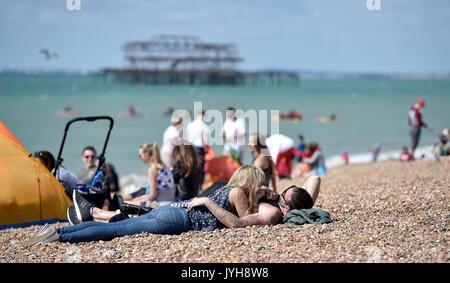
[226,164,265,214]
[140,142,166,170]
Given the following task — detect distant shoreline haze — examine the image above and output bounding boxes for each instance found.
[1,70,449,80]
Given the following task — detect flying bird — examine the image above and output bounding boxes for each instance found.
[40,49,59,60]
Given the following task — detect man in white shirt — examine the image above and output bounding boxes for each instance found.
[266,134,295,178]
[186,111,210,186]
[161,116,183,168]
[222,107,246,164]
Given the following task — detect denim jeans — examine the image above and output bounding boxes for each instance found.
[57,206,191,243]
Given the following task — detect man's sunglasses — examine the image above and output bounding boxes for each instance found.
[84,155,96,159]
[34,151,44,158]
[279,185,299,210]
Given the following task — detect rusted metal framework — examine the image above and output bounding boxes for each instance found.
[123,35,242,71]
[103,35,300,86]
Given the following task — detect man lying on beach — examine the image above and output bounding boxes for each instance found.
[28,171,321,245]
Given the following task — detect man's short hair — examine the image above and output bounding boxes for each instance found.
[287,187,314,210]
[82,146,97,155]
[226,107,235,112]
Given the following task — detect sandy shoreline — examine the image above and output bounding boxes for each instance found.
[0,159,448,263]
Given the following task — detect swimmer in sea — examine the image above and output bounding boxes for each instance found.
[119,105,142,118]
[165,106,175,116]
[55,105,80,116]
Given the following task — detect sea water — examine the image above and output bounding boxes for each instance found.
[1,73,449,186]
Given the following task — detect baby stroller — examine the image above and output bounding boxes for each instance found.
[53,116,114,208]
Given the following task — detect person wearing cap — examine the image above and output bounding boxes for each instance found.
[408,98,432,158]
[161,116,183,168]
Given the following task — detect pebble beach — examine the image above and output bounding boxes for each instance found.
[0,159,448,263]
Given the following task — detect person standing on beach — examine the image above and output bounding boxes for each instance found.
[222,107,246,164]
[370,142,382,162]
[186,111,209,188]
[161,116,183,168]
[408,98,432,158]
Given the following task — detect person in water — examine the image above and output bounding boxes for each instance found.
[29,167,321,244]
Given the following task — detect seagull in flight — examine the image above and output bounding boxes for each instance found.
[40,49,59,60]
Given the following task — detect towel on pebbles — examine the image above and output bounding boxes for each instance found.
[283,209,333,227]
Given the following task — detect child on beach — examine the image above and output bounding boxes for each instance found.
[432,133,449,161]
[400,147,412,162]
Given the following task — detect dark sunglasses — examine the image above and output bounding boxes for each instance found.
[34,151,44,158]
[84,155,96,159]
[280,185,299,209]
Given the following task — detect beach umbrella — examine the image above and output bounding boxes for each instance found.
[0,121,71,229]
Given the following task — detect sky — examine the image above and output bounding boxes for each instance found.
[0,0,449,73]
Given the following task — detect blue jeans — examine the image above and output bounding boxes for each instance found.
[57,206,191,243]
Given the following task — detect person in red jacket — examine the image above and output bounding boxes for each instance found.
[408,98,432,158]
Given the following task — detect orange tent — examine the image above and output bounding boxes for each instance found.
[0,121,71,229]
[0,121,24,148]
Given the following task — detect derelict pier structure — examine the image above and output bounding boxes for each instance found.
[102,35,300,86]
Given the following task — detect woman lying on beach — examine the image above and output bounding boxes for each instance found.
[248,133,277,191]
[73,165,265,223]
[29,165,270,244]
[122,142,175,207]
[29,167,321,245]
